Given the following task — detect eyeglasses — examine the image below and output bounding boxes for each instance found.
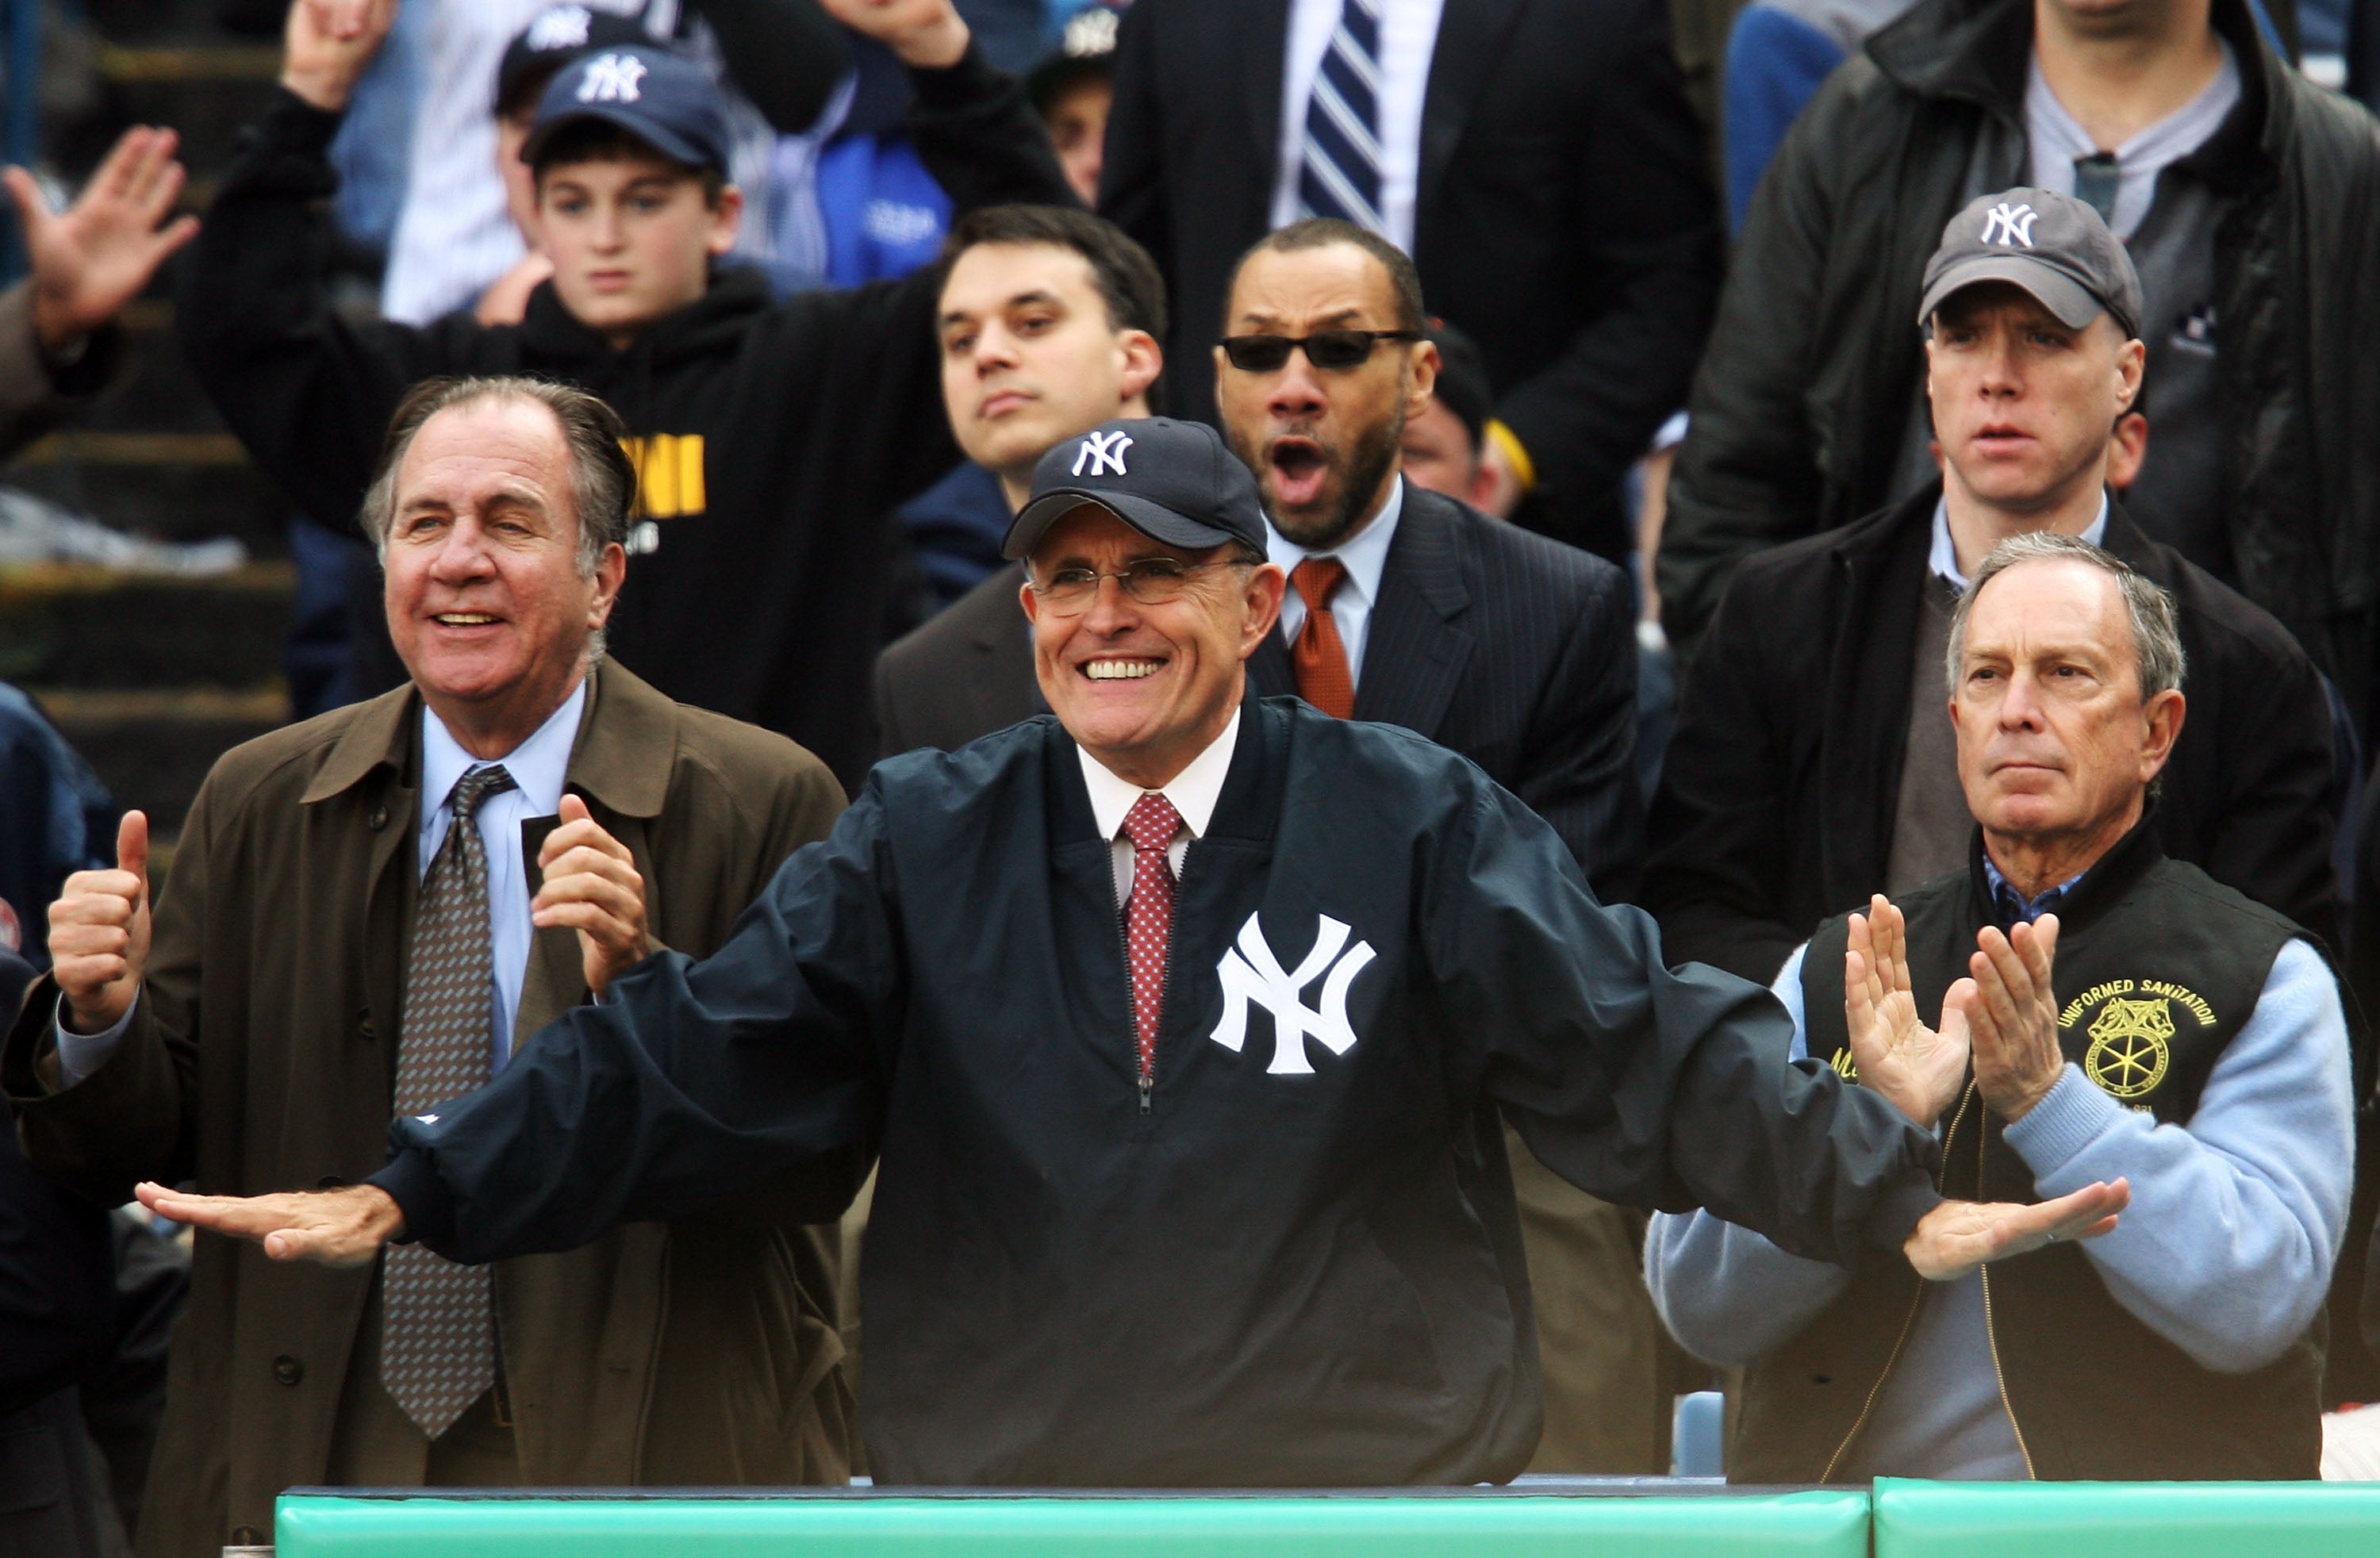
[1028,558,1240,614]
[1219,329,1422,373]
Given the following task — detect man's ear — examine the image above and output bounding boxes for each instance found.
[2140,687,2185,779]
[589,542,628,625]
[1018,568,1041,627]
[1118,330,1163,411]
[705,184,745,257]
[1405,340,1440,422]
[2114,335,2147,416]
[1240,562,1286,656]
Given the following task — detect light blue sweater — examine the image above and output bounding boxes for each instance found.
[1645,937,2354,1479]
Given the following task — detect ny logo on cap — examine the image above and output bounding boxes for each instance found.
[528,5,593,50]
[578,52,648,104]
[1072,430,1134,478]
[1980,201,2040,248]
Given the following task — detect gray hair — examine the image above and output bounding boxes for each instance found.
[359,375,637,580]
[1945,530,2185,700]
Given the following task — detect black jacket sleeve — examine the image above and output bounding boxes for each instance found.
[1490,0,1722,512]
[1427,774,1940,1268]
[1655,65,1850,654]
[1640,574,1808,983]
[905,41,1080,216]
[175,90,488,528]
[1094,0,1169,285]
[372,789,900,1262]
[1511,557,1645,904]
[695,0,850,132]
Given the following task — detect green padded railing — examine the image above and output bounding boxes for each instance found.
[275,1489,1872,1558]
[1871,1478,2380,1558]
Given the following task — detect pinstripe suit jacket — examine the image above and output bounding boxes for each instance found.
[1250,487,1643,901]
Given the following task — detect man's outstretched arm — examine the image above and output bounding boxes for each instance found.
[144,789,908,1268]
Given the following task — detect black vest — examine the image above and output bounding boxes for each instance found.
[1732,823,2326,1482]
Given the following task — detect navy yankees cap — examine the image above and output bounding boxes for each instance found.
[521,44,731,177]
[1005,417,1269,561]
[1919,187,2144,341]
[496,6,653,118]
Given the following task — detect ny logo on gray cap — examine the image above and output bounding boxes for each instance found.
[1981,201,2040,248]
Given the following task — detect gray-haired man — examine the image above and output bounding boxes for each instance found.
[1648,531,2355,1483]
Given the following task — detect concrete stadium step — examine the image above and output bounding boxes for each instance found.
[0,562,291,689]
[33,683,286,841]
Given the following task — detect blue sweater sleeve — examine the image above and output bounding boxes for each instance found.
[1723,7,1852,235]
[1645,942,1861,1363]
[2002,937,2355,1372]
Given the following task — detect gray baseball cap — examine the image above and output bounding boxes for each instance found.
[1917,188,2143,341]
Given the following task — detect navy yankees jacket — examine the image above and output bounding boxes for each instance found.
[373,696,1943,1485]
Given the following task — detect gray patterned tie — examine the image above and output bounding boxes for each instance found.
[382,762,516,1438]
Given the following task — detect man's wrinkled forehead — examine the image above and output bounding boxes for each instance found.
[1028,502,1192,570]
[1963,559,2132,666]
[1227,243,1399,332]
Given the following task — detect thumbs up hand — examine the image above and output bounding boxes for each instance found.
[532,793,657,998]
[51,812,152,1032]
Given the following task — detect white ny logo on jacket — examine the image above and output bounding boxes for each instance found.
[1210,912,1377,1074]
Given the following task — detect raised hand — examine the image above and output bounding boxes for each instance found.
[282,0,401,113]
[818,0,970,68]
[1843,894,1971,1129]
[1905,1177,2128,1281]
[3,128,198,355]
[532,793,657,996]
[49,812,152,1033]
[136,1180,405,1268]
[1954,914,2066,1122]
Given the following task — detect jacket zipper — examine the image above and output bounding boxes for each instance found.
[1977,1100,2038,1478]
[1819,1080,1978,1482]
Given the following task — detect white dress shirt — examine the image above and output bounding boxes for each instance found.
[417,677,588,1068]
[1269,0,1449,251]
[1078,705,1243,905]
[1269,475,1405,688]
[56,681,591,1087]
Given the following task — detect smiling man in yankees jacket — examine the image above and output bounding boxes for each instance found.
[143,417,2125,1486]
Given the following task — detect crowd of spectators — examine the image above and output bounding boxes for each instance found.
[3,0,2379,1550]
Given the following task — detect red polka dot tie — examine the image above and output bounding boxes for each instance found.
[1122,791,1183,1080]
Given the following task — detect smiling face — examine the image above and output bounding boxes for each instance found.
[536,152,739,347]
[939,241,1158,500]
[1925,283,2143,518]
[1950,556,2182,850]
[1020,505,1284,787]
[383,398,625,753]
[1215,242,1436,550]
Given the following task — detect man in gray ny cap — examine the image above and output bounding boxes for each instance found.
[140,413,2121,1487]
[1645,186,2339,983]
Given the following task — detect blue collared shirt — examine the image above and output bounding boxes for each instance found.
[1929,495,2109,591]
[417,677,588,1069]
[1980,853,2088,929]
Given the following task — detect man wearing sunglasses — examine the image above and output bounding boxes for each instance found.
[1212,217,1662,1472]
[138,413,2121,1489]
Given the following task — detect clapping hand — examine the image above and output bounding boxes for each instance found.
[1843,896,1971,1129]
[1905,1178,2128,1281]
[4,129,198,355]
[1955,915,2067,1122]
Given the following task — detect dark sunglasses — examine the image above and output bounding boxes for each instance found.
[1219,329,1422,373]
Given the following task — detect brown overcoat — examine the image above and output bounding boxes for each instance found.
[2,662,859,1556]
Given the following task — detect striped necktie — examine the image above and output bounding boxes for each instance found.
[1299,0,1387,233]
[382,762,516,1438]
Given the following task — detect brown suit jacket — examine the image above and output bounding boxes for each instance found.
[2,662,855,1556]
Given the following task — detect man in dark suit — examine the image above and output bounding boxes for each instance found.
[874,205,1169,757]
[1645,190,2339,988]
[1099,0,1722,562]
[1211,217,1666,1473]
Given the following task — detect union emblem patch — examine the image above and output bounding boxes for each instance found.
[2082,996,2173,1099]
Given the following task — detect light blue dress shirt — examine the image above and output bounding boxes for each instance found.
[1269,475,1406,689]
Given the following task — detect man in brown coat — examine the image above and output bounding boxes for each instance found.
[2,377,858,1556]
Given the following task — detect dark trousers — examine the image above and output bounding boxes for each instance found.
[0,1388,117,1558]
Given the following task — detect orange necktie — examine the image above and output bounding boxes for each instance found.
[1290,557,1356,719]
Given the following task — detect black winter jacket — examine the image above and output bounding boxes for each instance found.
[1645,485,2340,984]
[372,696,1944,1485]
[1658,0,2380,733]
[178,48,1074,790]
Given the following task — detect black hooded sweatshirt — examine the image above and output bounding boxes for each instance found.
[179,47,1075,789]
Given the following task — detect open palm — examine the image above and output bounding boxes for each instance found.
[3,126,198,349]
[1844,895,1971,1129]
